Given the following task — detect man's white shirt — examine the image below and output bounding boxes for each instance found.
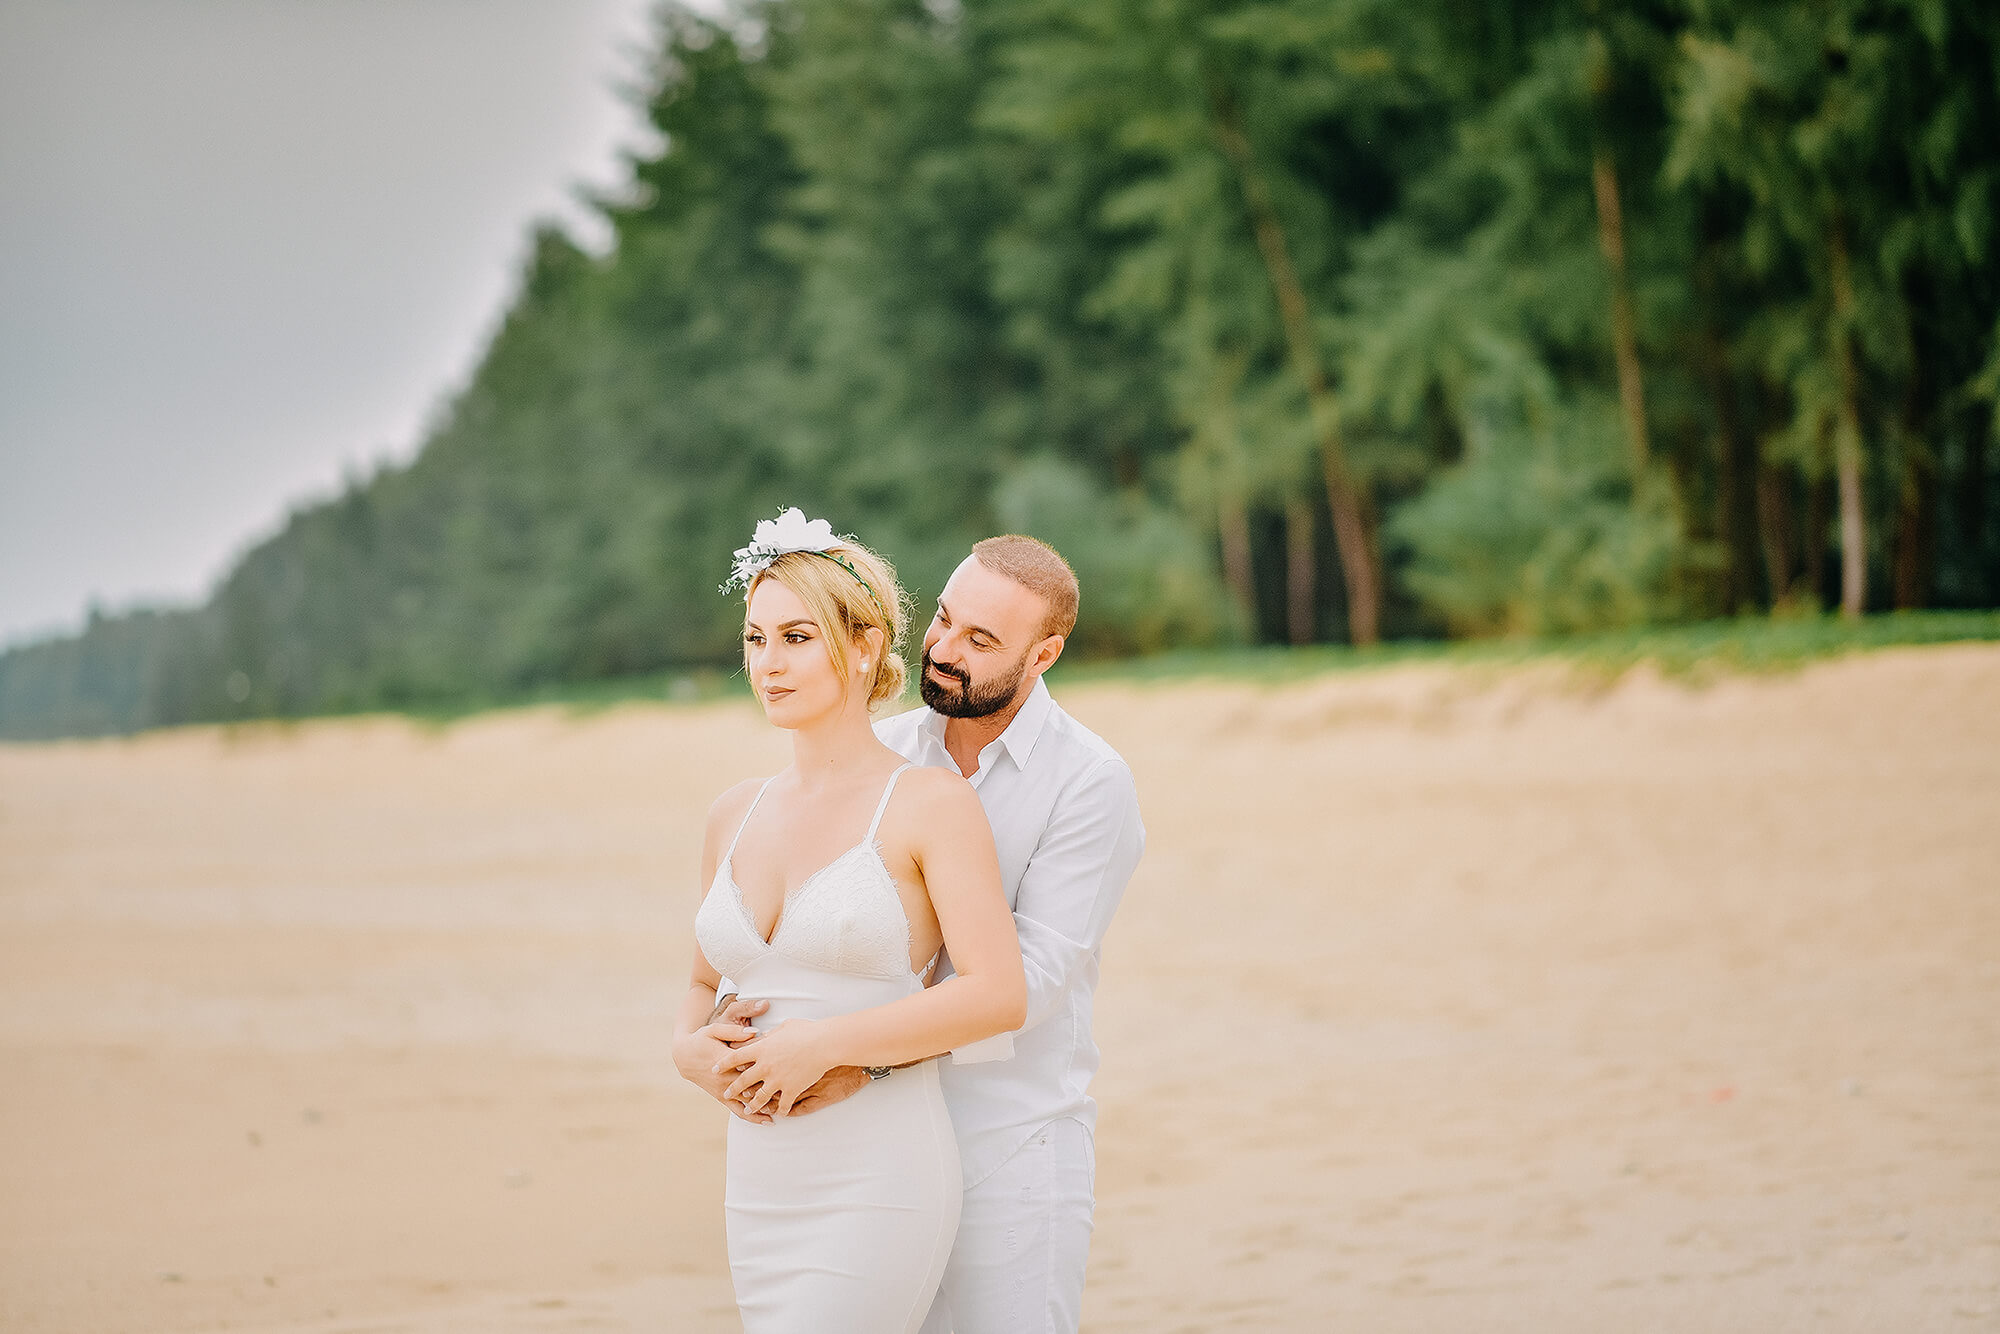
[876,677,1145,1188]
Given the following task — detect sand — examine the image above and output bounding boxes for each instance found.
[1,644,1996,1333]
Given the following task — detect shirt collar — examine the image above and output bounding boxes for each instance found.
[918,675,1056,771]
[918,706,948,749]
[994,675,1055,768]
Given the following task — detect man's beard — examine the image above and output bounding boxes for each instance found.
[919,647,1029,719]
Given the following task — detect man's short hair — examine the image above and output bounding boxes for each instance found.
[972,535,1079,640]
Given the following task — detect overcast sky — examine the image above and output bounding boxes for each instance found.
[0,0,666,649]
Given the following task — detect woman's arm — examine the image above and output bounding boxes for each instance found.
[720,769,1025,1116]
[672,779,768,1121]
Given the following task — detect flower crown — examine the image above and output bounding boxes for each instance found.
[720,507,888,618]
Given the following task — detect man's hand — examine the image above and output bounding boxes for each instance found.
[783,1066,871,1117]
[709,992,769,1028]
[682,997,876,1121]
[718,1018,845,1117]
[725,1083,776,1125]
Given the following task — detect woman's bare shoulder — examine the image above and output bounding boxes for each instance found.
[705,775,770,841]
[894,764,982,820]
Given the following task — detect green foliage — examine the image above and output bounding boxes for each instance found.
[3,0,1995,739]
[1051,609,2000,686]
[1389,398,1681,636]
[992,456,1241,654]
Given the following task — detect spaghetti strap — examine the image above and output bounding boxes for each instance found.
[724,777,778,860]
[865,763,916,842]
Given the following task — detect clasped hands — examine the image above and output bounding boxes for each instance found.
[679,994,870,1123]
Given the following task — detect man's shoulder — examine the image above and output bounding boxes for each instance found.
[1040,697,1133,787]
[874,703,932,757]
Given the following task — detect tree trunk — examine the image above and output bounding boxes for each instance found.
[1709,374,1756,613]
[1697,202,1756,612]
[1755,455,1795,606]
[1893,322,1936,611]
[1960,408,1992,602]
[1894,456,1935,609]
[1805,425,1833,608]
[1218,495,1257,632]
[1586,29,1652,480]
[1209,88,1381,645]
[1284,494,1316,645]
[1316,450,1379,646]
[1827,219,1868,619]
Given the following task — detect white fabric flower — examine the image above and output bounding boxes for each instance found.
[757,507,838,555]
[722,507,848,592]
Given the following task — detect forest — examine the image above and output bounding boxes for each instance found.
[3,0,1996,739]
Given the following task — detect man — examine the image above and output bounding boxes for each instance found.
[694,534,1145,1333]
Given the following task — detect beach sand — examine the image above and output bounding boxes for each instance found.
[2,644,1996,1332]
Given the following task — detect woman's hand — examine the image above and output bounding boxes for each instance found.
[718,1019,837,1117]
[674,1021,768,1121]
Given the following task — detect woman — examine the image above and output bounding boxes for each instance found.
[672,510,1026,1333]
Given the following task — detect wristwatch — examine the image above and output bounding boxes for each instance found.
[863,1066,893,1081]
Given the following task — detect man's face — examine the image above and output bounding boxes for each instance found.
[919,557,1049,719]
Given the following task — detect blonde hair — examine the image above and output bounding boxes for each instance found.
[971,535,1079,639]
[745,542,909,709]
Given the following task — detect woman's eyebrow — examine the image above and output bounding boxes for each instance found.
[744,618,818,632]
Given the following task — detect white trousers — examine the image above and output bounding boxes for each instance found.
[918,1116,1095,1334]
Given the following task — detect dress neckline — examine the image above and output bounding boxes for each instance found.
[721,839,884,948]
[718,762,915,951]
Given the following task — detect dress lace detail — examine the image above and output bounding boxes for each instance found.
[695,765,918,982]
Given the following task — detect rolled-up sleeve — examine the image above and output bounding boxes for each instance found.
[951,757,1144,1063]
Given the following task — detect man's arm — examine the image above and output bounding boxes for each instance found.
[951,756,1144,1062]
[784,757,1142,1110]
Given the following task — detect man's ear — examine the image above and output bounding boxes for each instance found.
[1029,634,1065,677]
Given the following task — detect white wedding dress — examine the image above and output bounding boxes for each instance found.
[693,763,960,1333]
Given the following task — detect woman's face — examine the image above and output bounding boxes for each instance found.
[743,578,859,728]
